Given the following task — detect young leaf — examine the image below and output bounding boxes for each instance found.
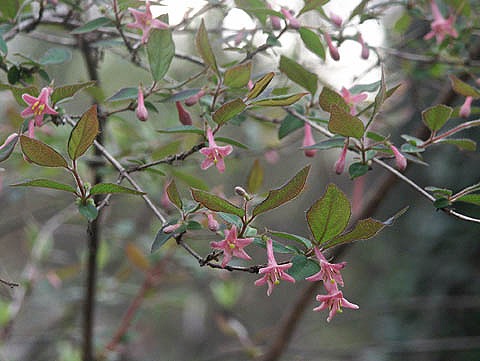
[324,218,385,248]
[246,72,274,100]
[422,104,453,131]
[253,165,310,217]
[298,0,329,16]
[436,138,476,151]
[349,162,369,179]
[372,68,386,116]
[51,81,96,104]
[191,188,245,217]
[10,178,77,194]
[0,133,18,162]
[20,136,68,168]
[166,180,183,209]
[234,0,268,24]
[328,104,365,139]
[306,183,351,245]
[68,105,99,160]
[247,159,264,194]
[78,202,99,221]
[196,19,219,75]
[224,61,252,88]
[318,87,349,113]
[288,255,321,281]
[449,75,480,98]
[89,183,145,195]
[454,194,480,206]
[212,98,246,125]
[250,93,307,107]
[105,87,138,102]
[278,113,304,139]
[298,27,325,60]
[147,29,175,81]
[279,55,318,95]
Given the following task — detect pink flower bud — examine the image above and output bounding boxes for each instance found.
[206,213,220,232]
[136,86,148,121]
[358,33,369,60]
[247,80,254,90]
[234,29,245,46]
[334,141,348,175]
[280,8,300,30]
[302,123,316,157]
[175,101,193,125]
[390,144,407,171]
[184,89,206,106]
[459,96,473,118]
[325,33,340,61]
[163,223,181,234]
[0,133,18,151]
[330,12,343,27]
[270,14,282,30]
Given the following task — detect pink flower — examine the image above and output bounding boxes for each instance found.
[136,85,148,121]
[163,223,182,234]
[330,12,343,27]
[357,33,369,60]
[267,2,282,30]
[21,87,57,138]
[255,238,295,296]
[175,101,192,125]
[127,0,169,44]
[334,141,348,175]
[280,8,300,29]
[302,123,316,157]
[340,87,368,115]
[306,247,346,287]
[313,286,359,322]
[390,144,407,171]
[424,0,458,44]
[199,127,233,173]
[206,212,220,232]
[459,96,473,118]
[324,33,340,61]
[210,225,253,267]
[184,89,206,106]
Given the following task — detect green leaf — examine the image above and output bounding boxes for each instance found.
[151,223,186,253]
[195,19,219,75]
[0,133,18,162]
[366,131,386,142]
[157,125,203,135]
[306,183,351,244]
[372,68,386,116]
[422,104,453,131]
[449,75,480,98]
[349,81,381,94]
[51,81,96,104]
[191,188,245,217]
[250,93,307,107]
[303,137,345,150]
[147,29,175,81]
[328,104,365,139]
[105,87,138,102]
[401,143,425,153]
[20,135,68,168]
[253,165,310,217]
[224,61,252,88]
[253,237,293,254]
[425,186,453,198]
[246,72,274,100]
[213,98,246,125]
[89,183,145,196]
[401,134,423,146]
[218,212,242,228]
[78,202,99,221]
[348,162,369,179]
[278,113,304,139]
[10,178,77,193]
[433,198,451,209]
[269,230,312,249]
[437,138,476,151]
[0,0,19,20]
[70,17,114,34]
[247,159,263,194]
[318,87,349,113]
[160,88,201,103]
[298,27,325,60]
[279,55,318,95]
[455,194,480,206]
[325,218,385,248]
[288,255,320,281]
[38,48,72,65]
[298,0,329,15]
[234,0,268,24]
[68,105,99,160]
[0,36,8,56]
[166,180,183,209]
[7,66,19,84]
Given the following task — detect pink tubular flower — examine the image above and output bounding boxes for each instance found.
[330,12,343,27]
[340,87,368,115]
[358,33,369,60]
[302,123,316,157]
[184,89,206,106]
[127,0,169,44]
[424,0,458,44]
[459,96,473,118]
[324,33,340,61]
[210,225,253,267]
[334,140,348,175]
[0,133,18,151]
[206,212,220,232]
[313,287,359,322]
[175,101,193,125]
[199,127,233,173]
[267,2,282,30]
[136,85,148,121]
[255,238,295,296]
[390,144,407,171]
[280,8,300,29]
[306,247,346,287]
[21,87,57,138]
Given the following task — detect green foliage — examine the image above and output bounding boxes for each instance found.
[195,19,219,76]
[78,200,99,221]
[38,48,72,65]
[328,105,365,139]
[250,93,308,107]
[279,55,318,95]
[298,27,325,60]
[68,105,99,160]
[166,180,183,210]
[224,61,252,88]
[0,134,18,162]
[288,255,321,280]
[51,81,96,104]
[212,98,246,125]
[318,87,349,113]
[422,104,453,131]
[278,113,304,139]
[20,136,68,168]
[89,183,145,196]
[449,75,480,98]
[10,178,77,194]
[246,72,274,100]
[247,159,263,194]
[191,188,245,217]
[298,0,329,16]
[348,162,369,179]
[147,29,175,81]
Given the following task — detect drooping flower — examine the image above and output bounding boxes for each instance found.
[136,85,148,121]
[302,123,316,158]
[127,0,169,44]
[324,33,340,61]
[306,247,346,287]
[184,89,206,106]
[330,12,343,27]
[459,96,473,118]
[175,101,193,125]
[280,8,300,29]
[210,225,253,267]
[21,87,58,138]
[0,133,19,151]
[357,33,369,60]
[423,0,458,44]
[313,286,359,322]
[206,212,220,232]
[390,144,407,171]
[334,140,348,175]
[255,238,295,296]
[199,127,233,173]
[340,87,368,115]
[267,2,282,30]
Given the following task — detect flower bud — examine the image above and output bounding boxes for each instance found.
[234,186,251,200]
[280,8,300,29]
[270,14,282,30]
[163,223,182,234]
[459,96,473,118]
[175,101,193,125]
[358,33,369,60]
[390,144,407,171]
[206,213,220,232]
[184,89,206,106]
[302,123,316,157]
[325,33,340,61]
[334,141,348,175]
[330,12,343,27]
[0,133,18,151]
[136,85,148,121]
